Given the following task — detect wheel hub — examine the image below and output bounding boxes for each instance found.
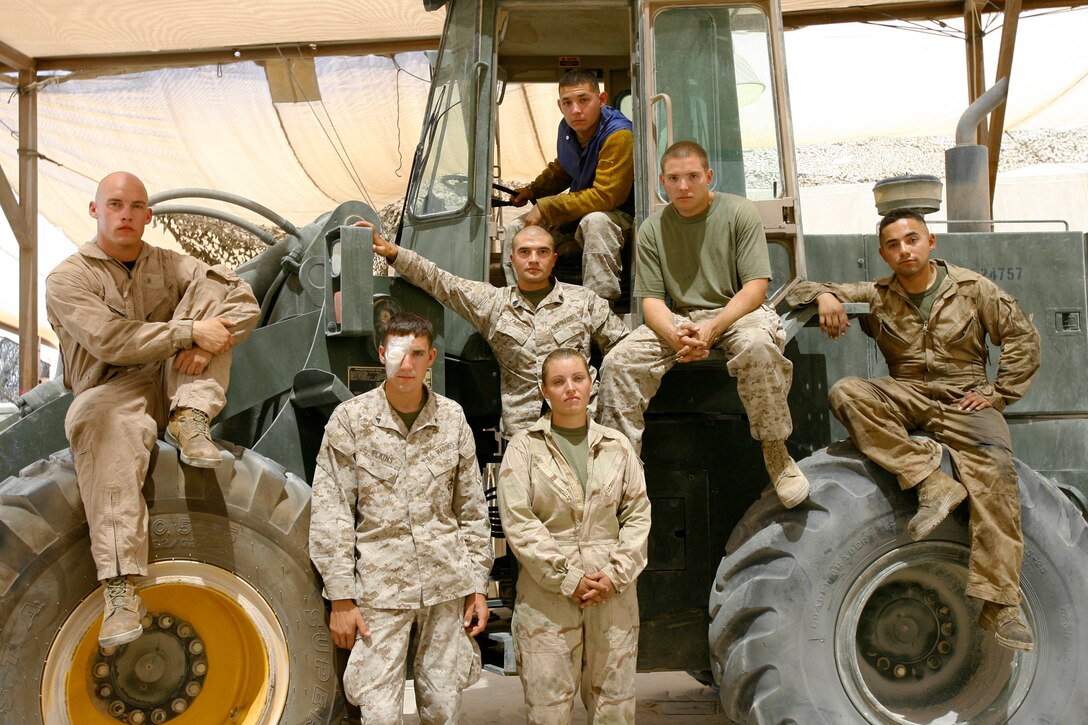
[858,582,954,680]
[92,613,207,724]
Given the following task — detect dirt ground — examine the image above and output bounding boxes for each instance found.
[399,670,728,723]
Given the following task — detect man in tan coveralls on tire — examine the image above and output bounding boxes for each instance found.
[360,220,627,438]
[503,69,635,301]
[786,208,1040,651]
[45,171,260,647]
[598,140,810,508]
[309,312,493,723]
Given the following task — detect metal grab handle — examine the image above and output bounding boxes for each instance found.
[650,93,674,149]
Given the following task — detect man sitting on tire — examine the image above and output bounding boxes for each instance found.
[786,208,1041,651]
[309,311,493,722]
[45,171,260,648]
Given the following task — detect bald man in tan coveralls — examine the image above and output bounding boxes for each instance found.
[46,172,259,647]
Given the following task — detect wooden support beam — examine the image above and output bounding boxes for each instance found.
[17,71,40,394]
[34,36,439,74]
[0,168,28,241]
[0,40,34,72]
[987,0,1021,206]
[964,0,988,145]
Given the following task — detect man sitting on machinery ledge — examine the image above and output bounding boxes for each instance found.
[45,171,260,647]
[786,208,1041,651]
[360,219,626,439]
[502,68,635,302]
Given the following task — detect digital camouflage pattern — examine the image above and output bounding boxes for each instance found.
[502,210,634,301]
[393,248,627,437]
[498,415,650,724]
[309,385,492,608]
[47,242,260,579]
[342,599,481,723]
[597,305,793,454]
[788,260,1041,605]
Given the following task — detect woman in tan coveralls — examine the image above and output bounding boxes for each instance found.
[498,348,651,724]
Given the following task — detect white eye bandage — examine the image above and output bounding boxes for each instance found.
[384,335,414,378]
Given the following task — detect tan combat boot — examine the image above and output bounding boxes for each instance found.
[99,576,146,647]
[166,407,221,467]
[907,468,967,540]
[979,601,1034,652]
[762,440,810,508]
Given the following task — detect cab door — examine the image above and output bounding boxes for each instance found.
[638,0,805,295]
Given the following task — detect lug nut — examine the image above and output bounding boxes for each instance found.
[151,710,168,724]
[100,646,117,657]
[171,698,188,714]
[876,657,890,671]
[93,662,110,679]
[893,664,907,679]
[98,685,112,699]
[186,681,202,697]
[192,660,208,676]
[158,615,174,629]
[937,606,950,618]
[109,700,127,717]
[927,655,942,670]
[940,622,954,637]
[188,639,205,655]
[128,711,146,724]
[176,623,193,638]
[140,615,153,628]
[937,640,952,655]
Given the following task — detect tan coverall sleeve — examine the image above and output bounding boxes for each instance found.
[392,248,499,331]
[452,417,494,594]
[46,269,194,365]
[497,434,586,598]
[784,280,875,308]
[975,285,1041,411]
[194,262,262,341]
[599,445,651,595]
[308,409,360,602]
[534,130,635,227]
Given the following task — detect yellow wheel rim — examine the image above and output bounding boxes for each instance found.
[43,561,289,724]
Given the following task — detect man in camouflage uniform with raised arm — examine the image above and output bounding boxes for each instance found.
[359,220,627,438]
[503,68,635,301]
[309,312,492,723]
[787,209,1040,651]
[598,140,810,508]
[46,171,260,648]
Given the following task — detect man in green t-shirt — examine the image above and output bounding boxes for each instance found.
[598,140,809,508]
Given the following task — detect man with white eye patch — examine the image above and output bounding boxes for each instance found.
[309,311,493,723]
[358,220,627,439]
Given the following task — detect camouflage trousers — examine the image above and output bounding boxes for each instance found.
[503,210,633,300]
[64,277,232,580]
[343,598,481,724]
[597,304,793,454]
[513,575,639,724]
[830,376,1024,606]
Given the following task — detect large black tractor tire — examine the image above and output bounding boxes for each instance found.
[0,442,345,724]
[709,442,1088,724]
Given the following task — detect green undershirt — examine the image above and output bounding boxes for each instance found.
[907,266,947,321]
[551,423,588,492]
[519,282,555,309]
[394,388,428,431]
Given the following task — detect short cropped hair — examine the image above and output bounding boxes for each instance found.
[511,225,556,252]
[558,69,600,92]
[381,311,434,347]
[660,140,709,172]
[541,348,590,381]
[878,208,928,236]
